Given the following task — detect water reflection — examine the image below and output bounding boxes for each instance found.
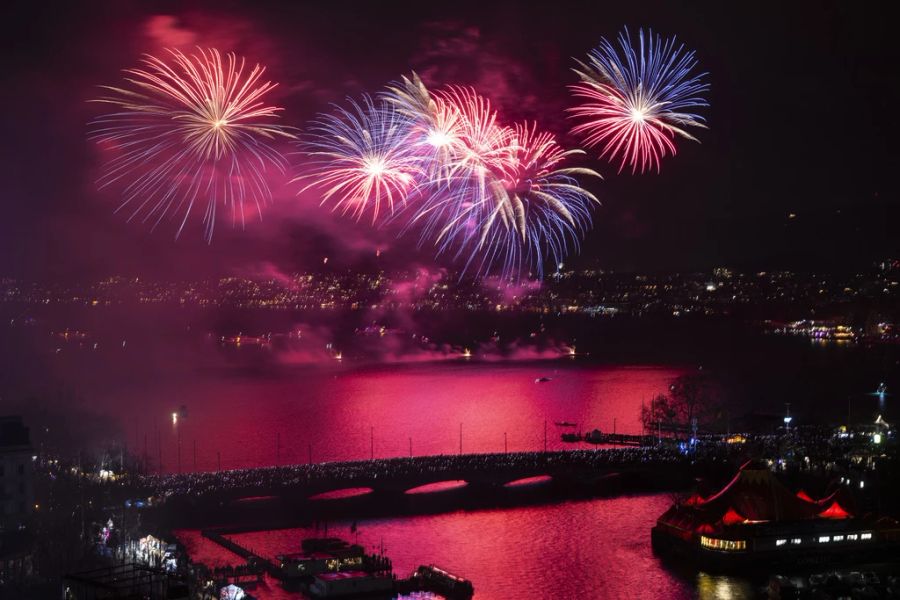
[503,475,553,488]
[131,363,683,473]
[308,487,374,501]
[178,493,759,599]
[696,572,757,600]
[405,481,468,494]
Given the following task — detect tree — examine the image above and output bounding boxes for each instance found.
[641,394,678,431]
[668,372,723,430]
[640,373,724,433]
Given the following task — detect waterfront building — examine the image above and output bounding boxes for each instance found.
[652,460,900,568]
[0,416,34,586]
[278,538,367,578]
[0,416,33,531]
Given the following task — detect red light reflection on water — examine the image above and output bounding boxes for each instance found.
[308,487,374,500]
[129,363,682,473]
[404,480,468,494]
[173,529,241,568]
[175,493,753,600]
[503,475,553,487]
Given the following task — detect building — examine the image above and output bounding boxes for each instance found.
[0,416,35,586]
[278,538,367,579]
[62,563,188,600]
[651,460,900,568]
[0,416,33,531]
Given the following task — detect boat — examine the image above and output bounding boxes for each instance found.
[409,565,474,599]
[877,382,887,395]
[308,570,393,598]
[278,538,366,579]
[277,538,385,581]
[535,377,552,383]
[554,421,577,427]
[583,429,604,444]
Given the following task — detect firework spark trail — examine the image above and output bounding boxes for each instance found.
[569,28,709,174]
[383,73,467,182]
[295,95,423,223]
[89,48,293,241]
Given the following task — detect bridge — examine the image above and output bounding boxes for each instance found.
[137,447,727,504]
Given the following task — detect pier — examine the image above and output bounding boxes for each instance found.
[563,431,661,446]
[200,529,276,578]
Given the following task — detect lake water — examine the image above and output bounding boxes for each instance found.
[4,304,894,599]
[176,493,758,600]
[124,361,682,473]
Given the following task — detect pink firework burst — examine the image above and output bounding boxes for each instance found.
[568,28,709,174]
[90,48,293,241]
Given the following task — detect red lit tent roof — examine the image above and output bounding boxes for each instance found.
[721,507,746,526]
[683,494,705,506]
[816,486,858,514]
[876,515,900,528]
[656,462,862,537]
[692,462,827,523]
[696,523,716,534]
[796,490,815,503]
[818,501,851,519]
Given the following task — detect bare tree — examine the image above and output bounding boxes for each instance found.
[668,372,722,430]
[640,373,724,433]
[641,394,678,431]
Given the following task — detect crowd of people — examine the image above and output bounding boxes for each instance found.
[121,425,892,502]
[134,446,713,501]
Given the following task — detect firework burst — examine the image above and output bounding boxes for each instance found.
[387,77,600,278]
[569,28,709,173]
[443,122,600,278]
[383,73,466,181]
[406,85,518,259]
[300,73,601,280]
[296,95,423,223]
[90,48,293,241]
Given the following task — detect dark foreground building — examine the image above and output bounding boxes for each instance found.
[0,416,33,531]
[652,461,900,568]
[62,563,188,600]
[0,416,34,587]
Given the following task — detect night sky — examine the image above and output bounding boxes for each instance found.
[2,0,897,282]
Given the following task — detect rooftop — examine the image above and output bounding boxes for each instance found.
[0,416,30,448]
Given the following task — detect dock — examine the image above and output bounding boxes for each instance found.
[562,431,659,446]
